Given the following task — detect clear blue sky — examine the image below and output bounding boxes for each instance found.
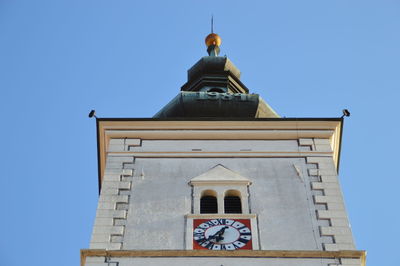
[0,1,399,265]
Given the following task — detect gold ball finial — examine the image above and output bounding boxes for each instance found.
[205,33,222,47]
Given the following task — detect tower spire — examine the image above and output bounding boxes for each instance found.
[205,16,221,56]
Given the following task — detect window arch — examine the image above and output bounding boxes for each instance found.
[224,190,242,214]
[200,190,218,214]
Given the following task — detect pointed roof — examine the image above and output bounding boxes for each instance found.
[189,164,251,186]
[153,32,279,118]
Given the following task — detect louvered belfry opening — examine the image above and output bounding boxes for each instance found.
[224,196,242,213]
[200,196,218,213]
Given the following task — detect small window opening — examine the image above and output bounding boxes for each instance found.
[207,87,225,93]
[200,196,218,213]
[224,196,242,213]
[224,190,242,214]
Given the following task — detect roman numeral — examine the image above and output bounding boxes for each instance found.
[205,221,215,227]
[193,233,205,241]
[200,240,210,247]
[231,221,245,229]
[204,241,214,249]
[237,237,249,244]
[233,241,246,249]
[216,219,226,225]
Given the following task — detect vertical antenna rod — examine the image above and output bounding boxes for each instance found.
[211,15,214,33]
[205,15,221,56]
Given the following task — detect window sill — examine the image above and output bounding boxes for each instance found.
[186,213,257,219]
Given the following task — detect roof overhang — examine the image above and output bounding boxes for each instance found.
[95,118,343,192]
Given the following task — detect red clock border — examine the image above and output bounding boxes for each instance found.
[193,218,253,250]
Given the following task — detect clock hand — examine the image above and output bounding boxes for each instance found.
[207,226,229,242]
[215,226,229,242]
[216,226,229,236]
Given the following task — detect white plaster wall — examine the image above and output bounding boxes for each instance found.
[245,157,320,250]
[95,138,354,252]
[123,156,321,250]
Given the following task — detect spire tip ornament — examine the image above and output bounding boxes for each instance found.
[205,33,222,47]
[205,33,221,56]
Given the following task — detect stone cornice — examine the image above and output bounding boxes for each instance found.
[81,249,365,266]
[97,120,342,189]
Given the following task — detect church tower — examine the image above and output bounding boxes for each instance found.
[81,33,366,266]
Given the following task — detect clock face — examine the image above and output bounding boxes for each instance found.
[193,219,252,250]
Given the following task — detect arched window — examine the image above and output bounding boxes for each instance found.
[189,165,252,214]
[224,190,242,214]
[200,190,218,214]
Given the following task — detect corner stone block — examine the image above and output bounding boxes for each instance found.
[318,168,338,176]
[323,182,340,189]
[122,169,133,176]
[104,168,133,176]
[106,154,135,166]
[312,182,340,190]
[314,138,330,145]
[317,164,337,173]
[308,169,319,176]
[96,210,127,219]
[106,243,122,250]
[337,243,356,250]
[111,235,124,243]
[90,233,111,243]
[99,188,119,195]
[99,195,129,203]
[85,257,106,263]
[317,210,347,219]
[320,226,352,236]
[315,144,332,152]
[85,262,107,266]
[106,156,134,164]
[109,139,125,145]
[97,202,116,210]
[102,181,131,190]
[321,175,339,183]
[323,188,342,196]
[104,162,124,169]
[299,138,314,146]
[327,202,345,210]
[324,243,339,251]
[315,195,343,204]
[311,182,324,190]
[314,195,328,203]
[307,157,333,164]
[89,242,109,250]
[335,234,355,244]
[107,144,126,152]
[126,138,141,146]
[330,218,350,227]
[119,181,132,189]
[93,225,124,235]
[93,218,114,226]
[340,258,360,265]
[102,174,122,182]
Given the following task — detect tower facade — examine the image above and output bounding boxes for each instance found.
[81,33,365,266]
